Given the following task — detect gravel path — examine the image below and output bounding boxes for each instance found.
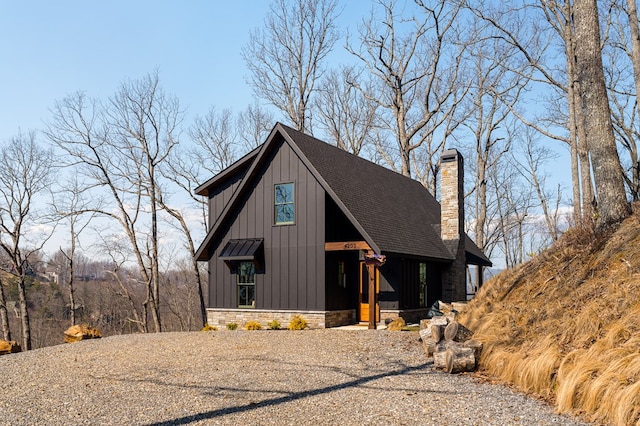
[0,330,591,425]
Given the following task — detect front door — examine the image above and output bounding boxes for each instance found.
[359,262,379,322]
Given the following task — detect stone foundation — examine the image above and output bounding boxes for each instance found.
[206,308,357,329]
[381,308,430,325]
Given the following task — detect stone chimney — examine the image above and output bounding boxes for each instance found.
[440,149,466,302]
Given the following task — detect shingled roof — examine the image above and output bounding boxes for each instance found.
[195,123,491,266]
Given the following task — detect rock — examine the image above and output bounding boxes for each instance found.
[463,339,483,360]
[422,338,437,357]
[419,318,431,330]
[63,325,102,343]
[445,346,476,373]
[430,316,449,327]
[445,311,458,322]
[386,317,406,331]
[451,301,467,313]
[419,326,431,341]
[444,321,474,343]
[431,324,445,342]
[420,316,451,339]
[433,341,459,369]
[0,340,21,355]
[438,301,454,313]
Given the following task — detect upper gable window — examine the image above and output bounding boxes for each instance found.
[274,182,295,225]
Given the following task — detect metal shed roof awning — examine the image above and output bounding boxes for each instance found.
[219,238,264,261]
[219,239,264,272]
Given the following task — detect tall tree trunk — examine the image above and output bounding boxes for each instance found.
[0,279,11,341]
[626,0,640,115]
[65,219,78,327]
[475,153,487,251]
[567,79,581,225]
[564,3,583,225]
[573,0,629,229]
[150,181,162,333]
[194,259,207,328]
[17,276,31,350]
[564,0,595,226]
[626,0,640,201]
[574,79,595,225]
[68,249,76,326]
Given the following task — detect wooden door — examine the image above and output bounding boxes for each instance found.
[359,262,379,322]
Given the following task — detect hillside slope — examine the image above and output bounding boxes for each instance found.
[459,211,640,426]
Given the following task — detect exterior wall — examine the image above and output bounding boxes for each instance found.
[208,136,326,311]
[380,256,445,310]
[208,172,244,228]
[206,308,356,329]
[377,258,398,310]
[324,251,359,311]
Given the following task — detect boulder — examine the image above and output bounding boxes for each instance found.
[419,315,482,374]
[0,340,21,355]
[386,317,406,331]
[444,321,474,343]
[63,325,102,343]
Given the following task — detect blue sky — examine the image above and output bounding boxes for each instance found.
[0,0,369,257]
[1,1,571,266]
[0,1,320,137]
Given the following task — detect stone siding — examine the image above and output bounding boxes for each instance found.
[206,308,356,329]
[440,149,467,301]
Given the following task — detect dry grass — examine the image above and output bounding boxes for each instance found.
[459,210,640,426]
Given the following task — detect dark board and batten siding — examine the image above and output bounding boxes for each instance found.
[208,172,244,230]
[209,137,326,311]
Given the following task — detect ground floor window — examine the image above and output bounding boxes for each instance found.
[419,262,427,307]
[338,261,346,288]
[238,262,256,308]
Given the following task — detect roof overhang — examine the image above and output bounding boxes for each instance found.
[219,238,264,271]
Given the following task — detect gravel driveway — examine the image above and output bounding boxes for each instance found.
[0,330,591,425]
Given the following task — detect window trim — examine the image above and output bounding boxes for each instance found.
[237,261,256,308]
[419,262,427,308]
[274,182,295,225]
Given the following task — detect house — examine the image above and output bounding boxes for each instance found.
[194,123,491,328]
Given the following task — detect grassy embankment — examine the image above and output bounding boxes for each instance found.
[459,210,640,426]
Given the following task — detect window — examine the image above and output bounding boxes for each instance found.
[419,263,427,308]
[237,262,256,308]
[275,182,295,224]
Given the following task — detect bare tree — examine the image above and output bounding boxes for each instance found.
[0,131,55,350]
[458,13,531,253]
[53,175,99,326]
[574,0,630,228]
[315,66,379,155]
[605,0,640,201]
[98,234,146,334]
[511,128,564,242]
[162,105,251,328]
[490,161,537,267]
[469,0,595,226]
[243,0,340,133]
[347,0,467,183]
[188,107,240,177]
[0,276,9,341]
[238,102,274,151]
[539,0,596,226]
[47,72,183,333]
[155,188,207,328]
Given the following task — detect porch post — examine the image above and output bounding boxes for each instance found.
[367,263,376,330]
